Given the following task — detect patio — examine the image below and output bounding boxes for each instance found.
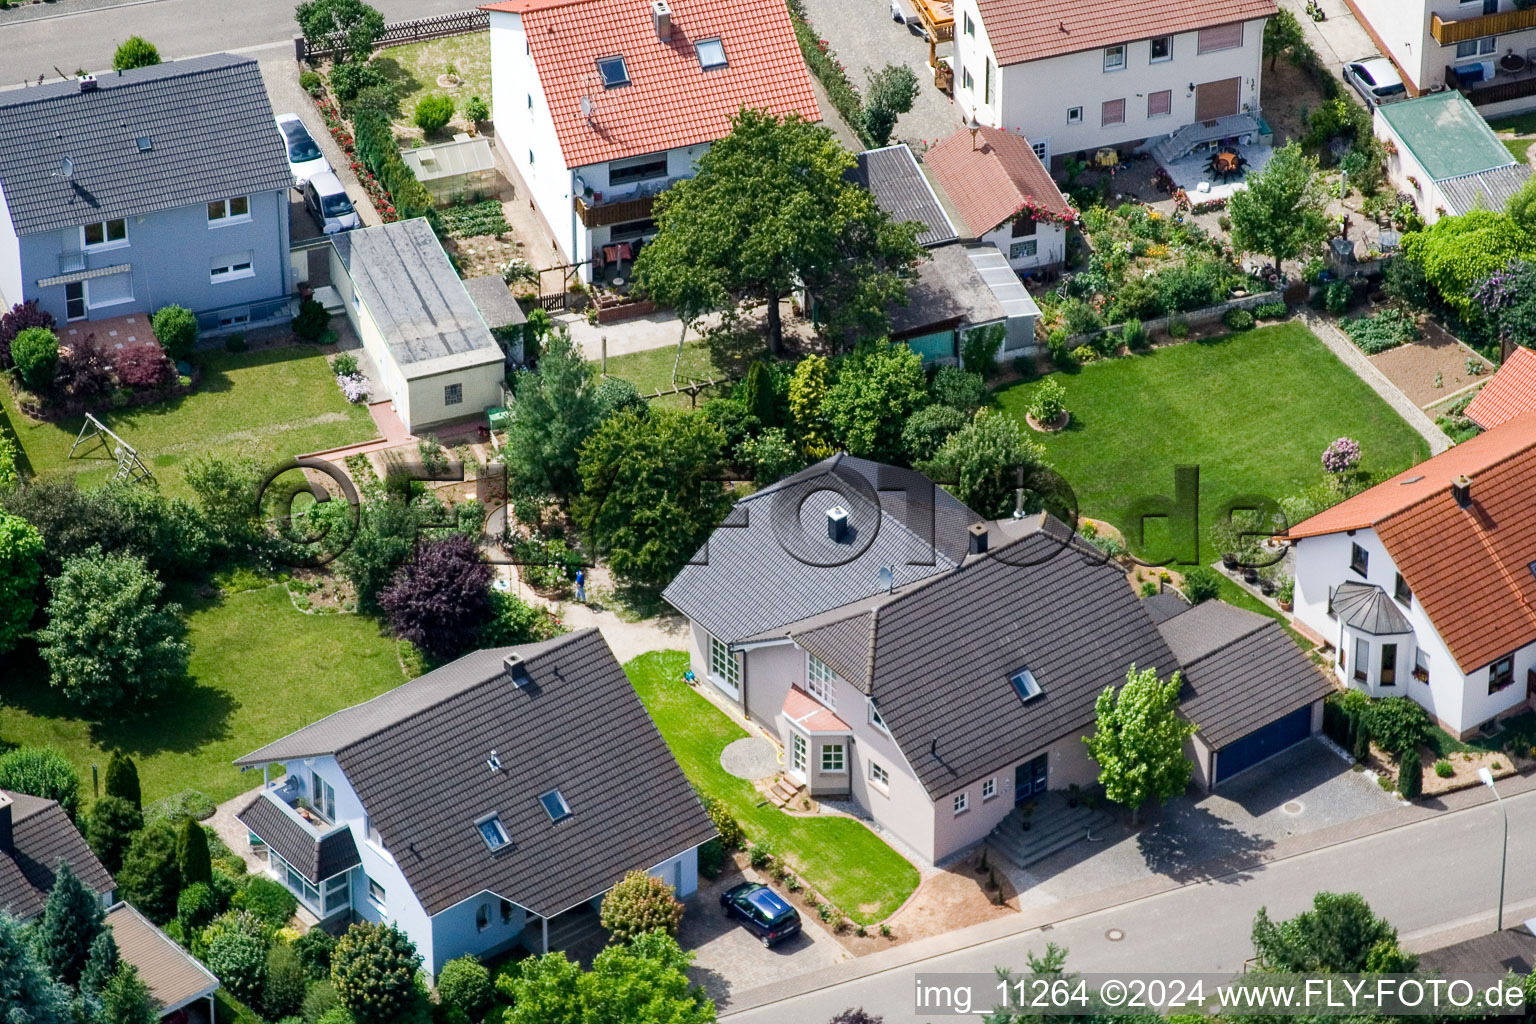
[1161,140,1275,203]
[57,312,163,361]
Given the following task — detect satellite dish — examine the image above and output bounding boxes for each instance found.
[54,156,74,179]
[579,93,593,120]
[877,566,894,593]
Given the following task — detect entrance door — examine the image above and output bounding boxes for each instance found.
[790,732,807,777]
[65,282,85,321]
[1194,77,1241,121]
[1014,754,1048,803]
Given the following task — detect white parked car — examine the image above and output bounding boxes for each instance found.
[301,171,360,234]
[1343,57,1407,106]
[275,113,330,187]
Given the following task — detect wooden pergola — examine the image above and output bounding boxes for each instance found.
[913,0,955,68]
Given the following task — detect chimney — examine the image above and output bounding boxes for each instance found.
[968,522,989,555]
[77,74,98,93]
[504,653,531,688]
[0,792,12,855]
[651,0,672,41]
[826,505,849,542]
[1452,474,1473,509]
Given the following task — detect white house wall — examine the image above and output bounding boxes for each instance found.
[979,222,1066,270]
[953,7,1267,161]
[405,362,504,432]
[1352,0,1536,95]
[0,181,20,309]
[572,143,709,276]
[1374,114,1448,223]
[429,890,526,977]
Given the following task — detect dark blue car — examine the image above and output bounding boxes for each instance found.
[720,882,801,947]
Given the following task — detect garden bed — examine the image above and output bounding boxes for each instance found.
[1366,319,1494,409]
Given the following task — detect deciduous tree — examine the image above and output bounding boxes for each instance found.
[1251,891,1415,973]
[294,0,385,62]
[1405,209,1536,316]
[0,747,80,821]
[920,409,1046,518]
[598,870,685,941]
[864,64,919,148]
[1227,141,1330,274]
[330,922,425,1024]
[502,932,711,1024]
[502,328,600,501]
[0,510,44,656]
[112,36,162,71]
[378,533,493,661]
[821,342,929,464]
[1082,665,1197,824]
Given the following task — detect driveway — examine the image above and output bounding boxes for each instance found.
[798,0,966,151]
[1000,737,1397,910]
[682,865,850,1011]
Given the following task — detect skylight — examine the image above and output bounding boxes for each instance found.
[697,38,727,69]
[476,814,510,851]
[1009,668,1042,703]
[539,789,572,822]
[135,136,153,152]
[596,56,630,88]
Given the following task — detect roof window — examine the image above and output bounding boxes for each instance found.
[697,38,727,69]
[476,814,511,851]
[597,56,630,88]
[539,789,572,822]
[135,136,153,152]
[1009,667,1042,703]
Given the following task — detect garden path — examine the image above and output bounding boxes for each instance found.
[1300,311,1452,454]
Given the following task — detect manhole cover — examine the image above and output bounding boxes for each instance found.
[1282,801,1304,815]
[1105,928,1125,942]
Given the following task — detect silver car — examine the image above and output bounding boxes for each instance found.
[275,113,331,187]
[302,171,360,234]
[1343,56,1407,106]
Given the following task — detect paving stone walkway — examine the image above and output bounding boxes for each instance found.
[1300,312,1452,454]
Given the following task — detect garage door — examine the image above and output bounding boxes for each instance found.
[1195,77,1240,121]
[1216,705,1312,784]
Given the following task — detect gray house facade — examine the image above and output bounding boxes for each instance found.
[0,55,294,333]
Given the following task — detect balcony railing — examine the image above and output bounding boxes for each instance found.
[574,192,656,228]
[58,251,87,274]
[263,778,340,836]
[1447,61,1536,105]
[1432,7,1536,45]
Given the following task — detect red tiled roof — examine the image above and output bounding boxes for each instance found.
[975,0,1276,66]
[923,126,1072,236]
[783,687,852,733]
[1466,346,1536,430]
[483,0,820,167]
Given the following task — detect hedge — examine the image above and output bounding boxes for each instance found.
[351,109,432,221]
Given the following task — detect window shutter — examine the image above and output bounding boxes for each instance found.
[1198,23,1244,53]
[1101,98,1125,125]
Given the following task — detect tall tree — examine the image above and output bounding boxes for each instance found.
[919,409,1047,519]
[0,912,73,1024]
[104,751,141,811]
[117,823,181,924]
[1082,665,1198,825]
[85,796,143,875]
[864,64,920,148]
[33,861,105,989]
[574,408,731,594]
[1251,891,1416,973]
[739,360,778,429]
[502,328,601,501]
[176,818,213,888]
[79,927,120,999]
[1262,8,1305,69]
[98,962,157,1024]
[35,549,188,713]
[821,342,929,464]
[1226,141,1330,274]
[185,453,264,555]
[636,108,923,353]
[377,534,493,661]
[294,0,384,62]
[1403,209,1536,316]
[0,510,44,656]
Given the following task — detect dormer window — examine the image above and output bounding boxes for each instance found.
[539,789,572,822]
[697,38,727,69]
[476,814,511,851]
[597,56,630,88]
[1009,667,1042,703]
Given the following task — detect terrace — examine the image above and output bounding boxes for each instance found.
[1448,49,1536,107]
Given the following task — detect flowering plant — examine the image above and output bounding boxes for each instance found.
[1322,437,1361,475]
[337,373,371,404]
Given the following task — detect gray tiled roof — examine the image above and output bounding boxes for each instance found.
[0,54,293,235]
[1332,580,1413,636]
[236,630,714,918]
[0,791,114,921]
[663,454,980,645]
[332,219,504,375]
[1439,164,1533,216]
[849,145,958,249]
[1419,926,1536,977]
[462,275,527,330]
[235,795,360,885]
[1158,602,1333,748]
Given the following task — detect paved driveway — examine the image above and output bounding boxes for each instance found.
[682,867,850,1011]
[798,0,966,150]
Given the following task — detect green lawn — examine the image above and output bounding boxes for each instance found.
[597,338,767,409]
[0,346,376,499]
[1491,113,1536,135]
[992,323,1430,569]
[625,651,919,924]
[0,584,414,805]
[1505,138,1534,165]
[374,32,493,141]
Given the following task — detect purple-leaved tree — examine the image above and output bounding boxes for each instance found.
[378,533,493,660]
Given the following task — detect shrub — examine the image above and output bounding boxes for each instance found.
[1367,696,1431,755]
[1069,344,1097,363]
[0,300,55,370]
[436,955,492,1021]
[599,869,684,940]
[266,943,308,1020]
[151,305,198,362]
[113,36,162,70]
[177,882,218,933]
[464,95,489,123]
[1384,256,1433,308]
[379,533,493,661]
[1321,436,1361,475]
[930,366,986,413]
[234,876,299,928]
[1060,298,1103,336]
[1325,279,1355,315]
[1121,317,1147,349]
[301,979,340,1023]
[414,94,456,134]
[1027,378,1066,424]
[294,930,337,982]
[1255,301,1288,319]
[1341,307,1418,354]
[300,70,324,96]
[901,404,967,463]
[293,299,332,342]
[697,838,726,879]
[0,746,81,819]
[145,789,216,826]
[331,352,359,377]
[1181,566,1221,604]
[331,923,423,1024]
[328,61,387,103]
[704,796,744,848]
[1168,319,1190,339]
[12,326,59,391]
[1223,308,1255,331]
[86,794,143,873]
[207,929,269,1007]
[748,844,773,869]
[961,323,1005,377]
[316,1009,356,1024]
[1397,752,1422,800]
[118,822,181,922]
[1434,759,1454,778]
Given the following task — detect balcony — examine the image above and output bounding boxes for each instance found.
[572,174,686,228]
[261,775,338,834]
[1447,57,1536,106]
[1432,7,1536,45]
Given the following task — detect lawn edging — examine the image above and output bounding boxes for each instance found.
[1050,289,1283,354]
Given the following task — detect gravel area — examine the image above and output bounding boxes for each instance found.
[721,738,781,780]
[1368,320,1495,409]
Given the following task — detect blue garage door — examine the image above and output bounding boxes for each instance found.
[1216,705,1313,784]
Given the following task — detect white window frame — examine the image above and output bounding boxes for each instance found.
[868,700,888,733]
[1104,44,1127,72]
[211,253,255,283]
[806,654,837,709]
[1149,35,1173,63]
[963,11,974,36]
[707,633,739,693]
[476,903,491,931]
[953,791,969,815]
[982,777,997,800]
[364,815,384,847]
[1010,239,1038,260]
[207,196,251,225]
[81,219,127,251]
[1066,106,1083,124]
[962,66,974,91]
[367,876,387,911]
[64,282,86,322]
[821,743,845,773]
[1457,35,1497,59]
[476,813,511,850]
[868,760,889,790]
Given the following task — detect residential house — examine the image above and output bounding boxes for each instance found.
[952,0,1276,167]
[1374,90,1531,225]
[0,788,114,920]
[104,902,221,1023]
[1466,345,1536,429]
[1287,410,1536,738]
[481,0,819,282]
[0,54,295,333]
[923,125,1073,274]
[664,455,1330,864]
[1348,0,1536,114]
[232,629,715,976]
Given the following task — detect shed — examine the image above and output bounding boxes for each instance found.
[1375,91,1531,225]
[400,136,500,205]
[463,274,527,364]
[105,902,220,1021]
[889,243,1038,366]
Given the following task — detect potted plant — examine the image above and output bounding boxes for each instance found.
[1020,800,1037,831]
[1277,577,1295,612]
[1211,517,1243,570]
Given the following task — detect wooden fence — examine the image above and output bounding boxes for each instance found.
[296,8,489,61]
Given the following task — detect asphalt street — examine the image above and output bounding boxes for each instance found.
[723,785,1536,1022]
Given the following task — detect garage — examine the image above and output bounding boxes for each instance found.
[1215,705,1313,784]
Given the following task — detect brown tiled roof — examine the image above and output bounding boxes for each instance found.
[924,126,1073,236]
[104,902,219,1013]
[483,0,819,167]
[0,791,114,921]
[1467,346,1536,430]
[975,0,1276,66]
[783,686,852,733]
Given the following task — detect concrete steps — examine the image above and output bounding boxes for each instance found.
[987,794,1114,870]
[767,774,803,808]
